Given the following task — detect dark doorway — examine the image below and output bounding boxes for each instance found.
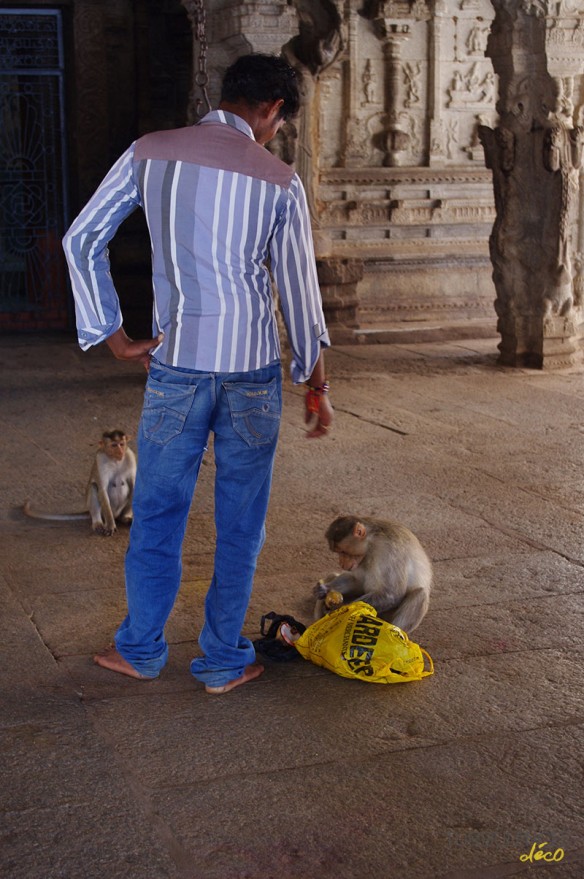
[0,8,69,331]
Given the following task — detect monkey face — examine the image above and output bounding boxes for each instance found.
[338,553,360,571]
[102,436,128,462]
[327,519,368,571]
[334,544,364,571]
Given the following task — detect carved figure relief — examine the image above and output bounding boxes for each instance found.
[524,1,584,16]
[466,24,489,55]
[362,59,378,105]
[411,0,429,18]
[430,119,446,158]
[547,18,584,47]
[542,125,584,315]
[344,117,373,163]
[446,118,459,159]
[403,61,421,107]
[551,76,575,124]
[449,64,495,108]
[404,113,422,162]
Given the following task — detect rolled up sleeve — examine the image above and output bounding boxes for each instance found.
[270,174,330,384]
[62,144,142,349]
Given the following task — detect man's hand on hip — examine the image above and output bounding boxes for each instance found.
[106,327,164,371]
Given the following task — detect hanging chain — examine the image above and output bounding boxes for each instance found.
[192,0,212,118]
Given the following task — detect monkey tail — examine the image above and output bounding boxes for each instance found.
[23,500,89,522]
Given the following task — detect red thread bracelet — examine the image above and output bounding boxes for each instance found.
[305,382,330,414]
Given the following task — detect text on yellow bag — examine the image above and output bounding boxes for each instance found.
[295,601,434,684]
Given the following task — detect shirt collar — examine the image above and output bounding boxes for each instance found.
[197,109,255,142]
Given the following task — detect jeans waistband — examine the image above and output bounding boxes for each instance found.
[150,358,213,378]
[149,358,281,382]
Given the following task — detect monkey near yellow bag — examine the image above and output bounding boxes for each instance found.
[294,601,434,684]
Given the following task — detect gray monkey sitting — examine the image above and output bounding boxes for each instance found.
[24,429,136,537]
[313,515,432,634]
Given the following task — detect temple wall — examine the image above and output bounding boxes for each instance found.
[190,0,500,336]
[11,0,582,360]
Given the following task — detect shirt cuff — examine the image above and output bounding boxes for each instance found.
[77,313,123,350]
[289,335,331,384]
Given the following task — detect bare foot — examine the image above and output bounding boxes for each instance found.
[93,646,156,680]
[205,662,264,695]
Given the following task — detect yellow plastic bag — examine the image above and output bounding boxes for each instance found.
[295,601,434,684]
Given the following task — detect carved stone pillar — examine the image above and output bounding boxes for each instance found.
[316,258,364,343]
[428,3,447,167]
[479,0,584,369]
[343,5,367,167]
[373,14,412,167]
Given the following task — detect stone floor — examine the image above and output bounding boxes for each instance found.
[1,332,583,879]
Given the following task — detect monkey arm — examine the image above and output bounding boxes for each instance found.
[117,473,135,522]
[87,454,118,535]
[87,481,116,535]
[357,588,401,614]
[312,572,362,622]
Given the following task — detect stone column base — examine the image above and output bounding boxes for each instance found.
[497,311,584,370]
[317,258,364,344]
[542,313,584,370]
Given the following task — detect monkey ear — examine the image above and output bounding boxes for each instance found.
[353,522,367,540]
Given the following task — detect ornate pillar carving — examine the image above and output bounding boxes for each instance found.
[381,24,412,166]
[364,1,431,167]
[371,6,412,167]
[342,5,368,167]
[479,0,584,368]
[428,2,447,167]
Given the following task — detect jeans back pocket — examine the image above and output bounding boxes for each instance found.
[223,377,281,447]
[142,378,197,446]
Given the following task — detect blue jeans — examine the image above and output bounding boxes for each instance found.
[114,358,282,686]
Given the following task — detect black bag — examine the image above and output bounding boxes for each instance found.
[253,612,307,661]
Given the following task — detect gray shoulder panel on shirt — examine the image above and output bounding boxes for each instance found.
[134,124,294,189]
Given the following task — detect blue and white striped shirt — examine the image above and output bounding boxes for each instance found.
[63,110,329,383]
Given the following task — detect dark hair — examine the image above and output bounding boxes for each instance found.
[220,53,300,121]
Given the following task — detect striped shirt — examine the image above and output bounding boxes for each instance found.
[63,110,329,383]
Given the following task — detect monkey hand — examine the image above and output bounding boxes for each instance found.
[106,327,164,370]
[92,522,116,537]
[313,579,331,599]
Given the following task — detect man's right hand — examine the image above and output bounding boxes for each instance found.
[305,392,334,439]
[106,327,163,370]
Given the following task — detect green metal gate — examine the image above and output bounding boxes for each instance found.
[0,8,70,331]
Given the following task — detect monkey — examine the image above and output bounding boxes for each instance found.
[24,430,136,537]
[313,515,432,634]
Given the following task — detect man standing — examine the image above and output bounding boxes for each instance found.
[63,53,333,694]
